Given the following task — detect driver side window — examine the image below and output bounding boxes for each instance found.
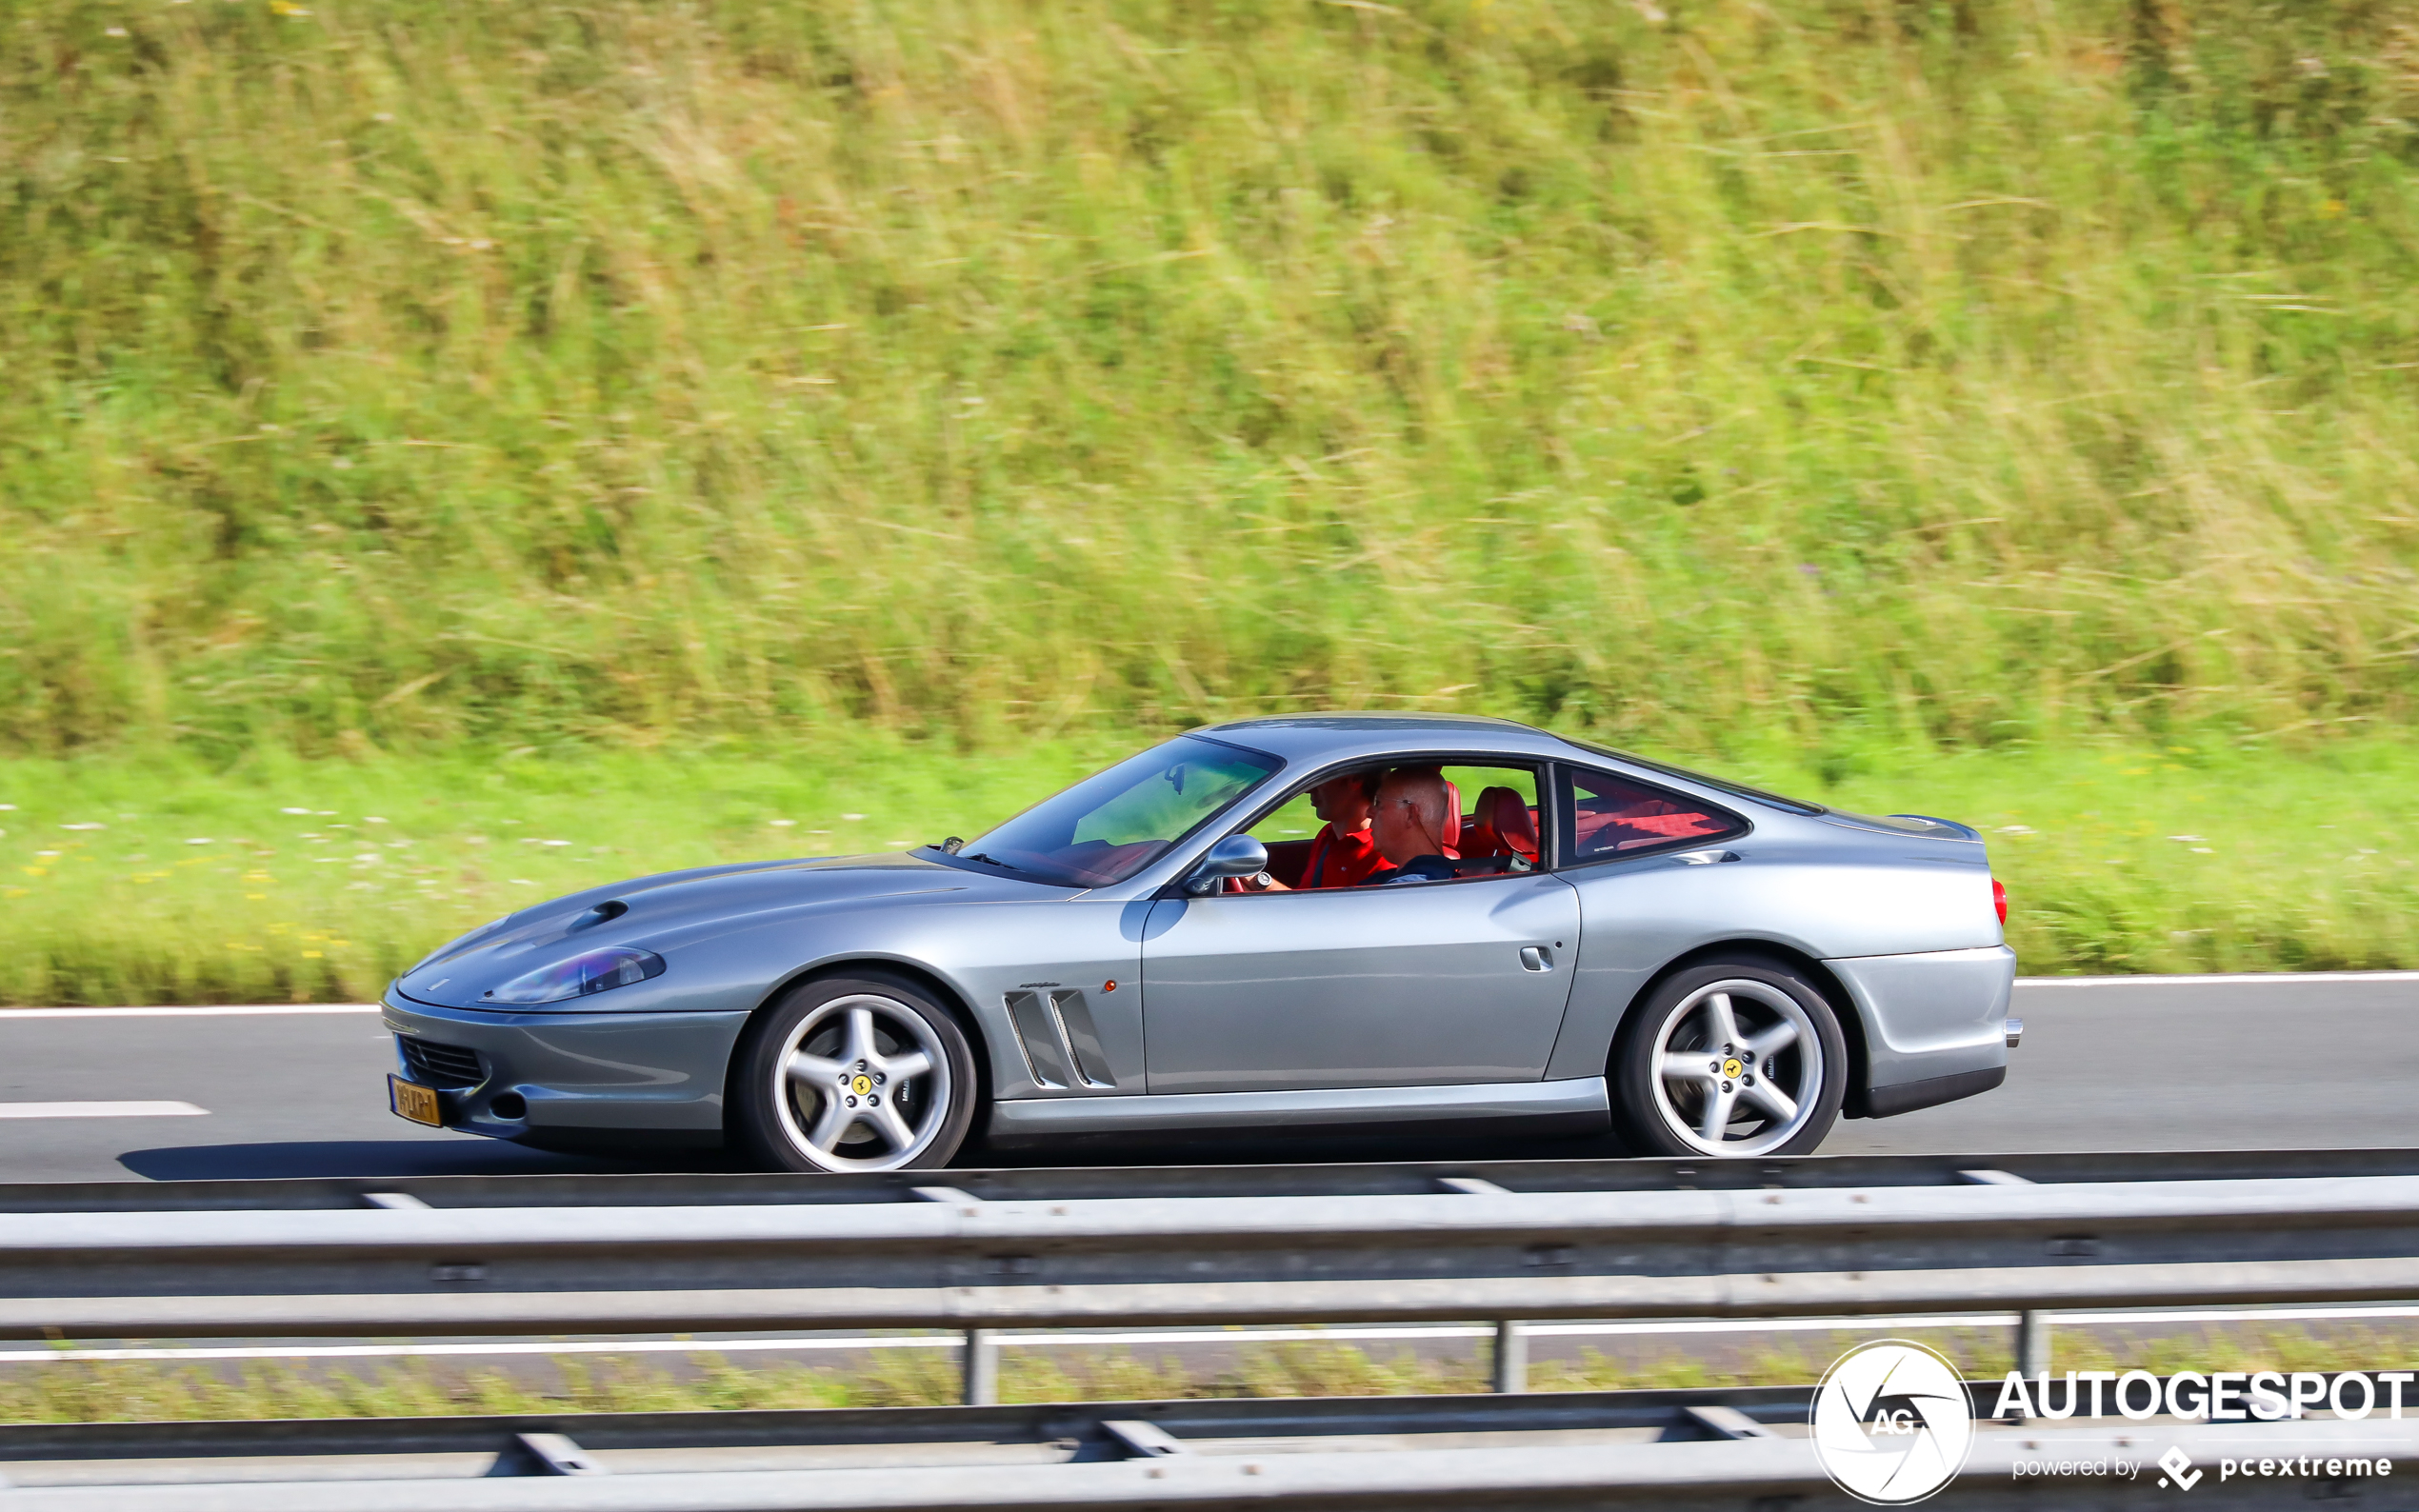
[1239,786,1332,887]
[1230,764,1546,889]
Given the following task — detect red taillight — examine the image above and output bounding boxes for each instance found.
[1991,877,2009,925]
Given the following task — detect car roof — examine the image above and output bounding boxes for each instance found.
[1191,712,1570,766]
[1190,712,1828,817]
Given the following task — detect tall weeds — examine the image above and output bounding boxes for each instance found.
[3,0,2415,759]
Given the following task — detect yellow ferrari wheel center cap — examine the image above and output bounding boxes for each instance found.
[1723,1058,1743,1079]
[850,1074,873,1096]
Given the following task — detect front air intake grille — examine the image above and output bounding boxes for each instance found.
[399,1036,485,1088]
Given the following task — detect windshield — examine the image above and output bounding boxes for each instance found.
[953,735,1282,886]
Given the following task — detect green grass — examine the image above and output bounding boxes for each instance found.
[3,0,2416,759]
[1,1327,2405,1422]
[0,732,1120,1005]
[3,735,2414,1005]
[5,2,2416,993]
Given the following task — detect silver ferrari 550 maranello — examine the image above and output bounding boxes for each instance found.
[383,714,2018,1170]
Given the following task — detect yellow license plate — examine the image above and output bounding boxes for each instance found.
[388,1074,442,1127]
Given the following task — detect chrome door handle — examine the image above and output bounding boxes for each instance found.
[1519,946,1552,972]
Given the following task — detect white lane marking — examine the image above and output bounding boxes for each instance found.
[0,1005,380,1020]
[2018,971,2419,987]
[5,1304,2409,1366]
[0,1102,210,1119]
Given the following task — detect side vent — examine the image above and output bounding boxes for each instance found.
[1005,992,1072,1089]
[1050,991,1117,1088]
[1003,990,1117,1090]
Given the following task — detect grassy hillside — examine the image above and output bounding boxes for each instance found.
[5,734,2414,1005]
[5,2,2418,991]
[5,0,2416,757]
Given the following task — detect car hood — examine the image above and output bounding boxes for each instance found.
[391,852,1070,1011]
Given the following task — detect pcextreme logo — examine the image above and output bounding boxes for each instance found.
[1810,1340,1977,1504]
[2159,1446,2204,1490]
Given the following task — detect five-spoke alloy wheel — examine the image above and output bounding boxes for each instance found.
[733,973,978,1172]
[1611,958,1847,1158]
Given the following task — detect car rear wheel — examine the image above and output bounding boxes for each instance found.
[1611,958,1847,1158]
[733,973,978,1173]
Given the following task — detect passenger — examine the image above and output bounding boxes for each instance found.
[1359,766,1462,885]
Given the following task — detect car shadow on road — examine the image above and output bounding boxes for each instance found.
[115,1140,729,1181]
[969,1128,1636,1168]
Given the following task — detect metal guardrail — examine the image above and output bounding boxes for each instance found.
[0,1382,1828,1463]
[11,1154,2419,1409]
[10,1146,2419,1213]
[10,1172,2419,1341]
[6,1160,2419,1502]
[1,1383,2411,1509]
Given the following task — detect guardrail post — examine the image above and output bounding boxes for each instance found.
[1491,1320,1528,1394]
[2015,1310,2050,1379]
[963,1328,999,1406]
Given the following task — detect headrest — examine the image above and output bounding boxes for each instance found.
[1477,786,1538,857]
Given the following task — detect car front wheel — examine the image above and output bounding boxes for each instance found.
[732,973,979,1173]
[1611,957,1847,1158]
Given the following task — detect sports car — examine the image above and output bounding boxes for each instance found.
[382,714,2017,1169]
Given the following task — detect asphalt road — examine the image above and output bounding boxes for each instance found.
[3,972,2416,1184]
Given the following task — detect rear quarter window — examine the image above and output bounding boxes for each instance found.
[1564,768,1746,864]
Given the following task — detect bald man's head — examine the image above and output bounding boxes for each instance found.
[1371,767,1450,865]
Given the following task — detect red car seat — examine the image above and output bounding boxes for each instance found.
[1469,786,1539,861]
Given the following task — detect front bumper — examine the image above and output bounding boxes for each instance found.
[381,992,747,1144]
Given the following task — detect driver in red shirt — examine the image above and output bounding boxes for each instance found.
[1295,769,1387,888]
[1232,769,1386,891]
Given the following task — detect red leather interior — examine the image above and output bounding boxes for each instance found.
[1469,786,1539,860]
[1438,780,1461,857]
[1573,796,1728,853]
[1049,839,1171,885]
[1263,837,1314,888]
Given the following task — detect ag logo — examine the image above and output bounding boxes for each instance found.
[1810,1340,1975,1504]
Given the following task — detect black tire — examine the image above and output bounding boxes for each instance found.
[731,971,979,1173]
[1610,956,1848,1159]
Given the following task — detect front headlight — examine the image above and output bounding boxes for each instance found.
[482,946,666,1005]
